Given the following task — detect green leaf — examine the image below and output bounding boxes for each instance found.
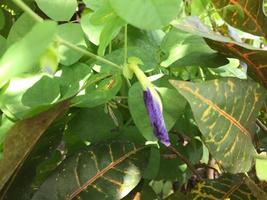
[7,13,36,46]
[0,101,69,191]
[80,13,104,46]
[0,8,5,30]
[160,28,228,68]
[0,75,44,120]
[172,17,267,88]
[123,183,158,200]
[128,82,186,142]
[88,3,125,56]
[57,23,86,66]
[0,35,6,57]
[190,0,211,16]
[97,14,125,56]
[109,0,182,30]
[32,141,150,200]
[191,174,257,199]
[255,157,267,181]
[156,135,202,181]
[94,47,158,73]
[83,0,107,10]
[170,78,266,173]
[0,21,57,88]
[56,63,92,100]
[67,106,120,144]
[22,76,60,107]
[35,0,77,21]
[211,0,267,38]
[72,75,122,108]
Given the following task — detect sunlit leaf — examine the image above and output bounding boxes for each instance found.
[255,157,267,181]
[57,23,86,66]
[109,0,182,30]
[160,28,228,68]
[7,13,35,46]
[72,75,122,108]
[35,0,77,21]
[22,76,60,107]
[0,21,57,87]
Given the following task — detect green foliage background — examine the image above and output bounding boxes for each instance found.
[0,0,267,199]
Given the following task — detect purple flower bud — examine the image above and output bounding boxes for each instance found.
[143,89,170,147]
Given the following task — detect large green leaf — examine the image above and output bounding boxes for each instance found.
[56,63,92,101]
[0,75,43,120]
[57,23,86,66]
[7,13,35,46]
[83,0,107,10]
[0,101,69,191]
[0,8,4,30]
[89,3,125,56]
[170,78,266,173]
[32,141,150,200]
[0,35,6,57]
[80,13,103,46]
[212,0,267,38]
[97,14,125,56]
[191,174,257,199]
[35,0,77,21]
[0,21,57,87]
[172,17,267,89]
[22,76,60,107]
[72,75,122,108]
[93,47,158,73]
[67,106,120,144]
[255,157,267,181]
[109,0,181,30]
[160,28,228,68]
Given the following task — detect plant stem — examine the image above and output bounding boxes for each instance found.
[124,24,128,65]
[58,39,121,69]
[168,145,203,181]
[11,0,121,70]
[12,0,43,22]
[244,173,267,200]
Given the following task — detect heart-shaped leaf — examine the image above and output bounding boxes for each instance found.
[109,0,182,30]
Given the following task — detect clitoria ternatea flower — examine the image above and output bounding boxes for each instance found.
[143,88,170,147]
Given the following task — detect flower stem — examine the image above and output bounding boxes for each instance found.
[11,0,121,70]
[168,145,203,181]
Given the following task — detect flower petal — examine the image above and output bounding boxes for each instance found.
[143,88,170,146]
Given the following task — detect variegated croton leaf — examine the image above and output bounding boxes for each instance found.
[171,78,266,173]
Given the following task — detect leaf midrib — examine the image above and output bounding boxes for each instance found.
[68,146,146,200]
[175,82,252,138]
